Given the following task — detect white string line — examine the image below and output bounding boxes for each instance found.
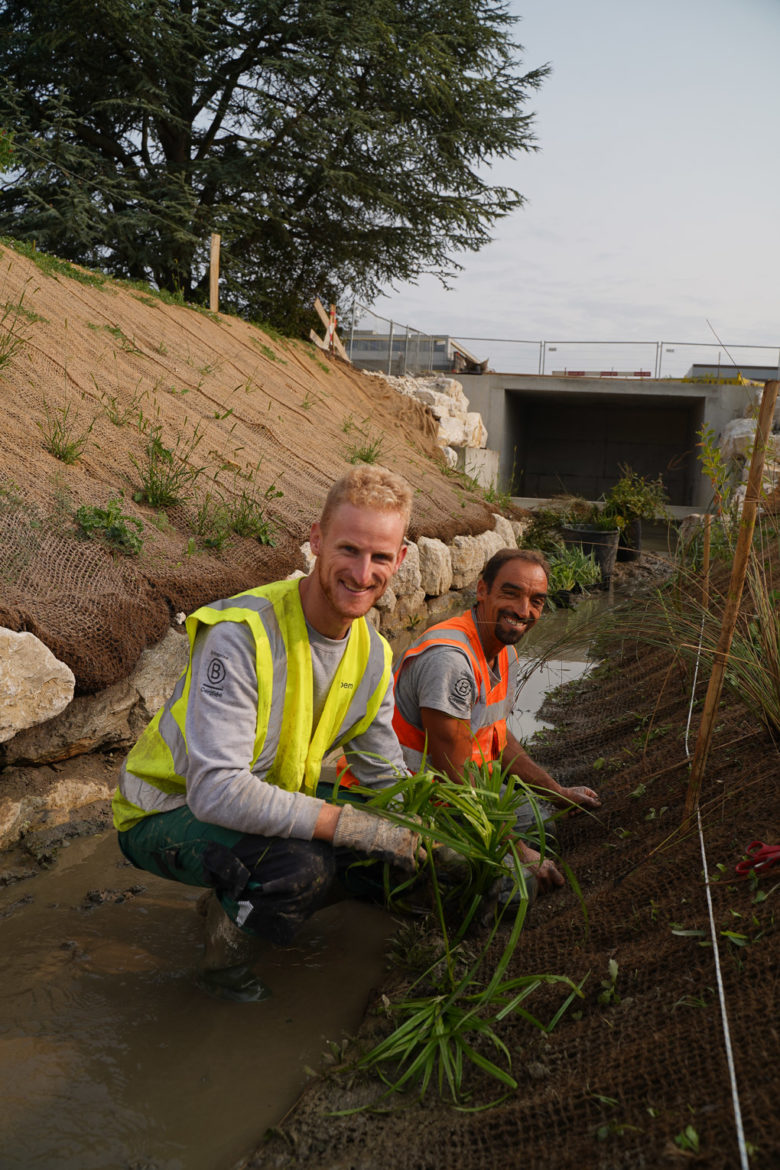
[684,611,750,1169]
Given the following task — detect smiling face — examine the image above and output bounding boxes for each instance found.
[475,558,548,661]
[301,502,407,638]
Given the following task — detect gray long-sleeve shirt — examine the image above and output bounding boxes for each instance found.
[185,620,407,840]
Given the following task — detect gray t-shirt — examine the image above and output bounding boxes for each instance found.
[184,620,406,840]
[394,639,506,772]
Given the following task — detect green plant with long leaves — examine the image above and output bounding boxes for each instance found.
[547,544,601,601]
[333,761,586,1107]
[131,419,205,507]
[37,396,95,464]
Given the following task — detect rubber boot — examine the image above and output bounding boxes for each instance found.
[196,892,271,1003]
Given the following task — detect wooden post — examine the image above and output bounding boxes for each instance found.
[209,233,221,312]
[683,379,779,821]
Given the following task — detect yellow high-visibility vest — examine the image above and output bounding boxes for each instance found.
[112,579,392,831]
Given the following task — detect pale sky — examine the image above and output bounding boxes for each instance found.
[371,0,780,378]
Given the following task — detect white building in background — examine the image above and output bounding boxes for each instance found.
[347,330,488,376]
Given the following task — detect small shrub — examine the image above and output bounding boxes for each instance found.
[75,494,144,555]
[601,465,669,532]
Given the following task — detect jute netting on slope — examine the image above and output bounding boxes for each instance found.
[0,244,496,691]
[241,589,779,1170]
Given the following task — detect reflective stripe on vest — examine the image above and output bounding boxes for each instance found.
[392,608,519,769]
[113,579,392,831]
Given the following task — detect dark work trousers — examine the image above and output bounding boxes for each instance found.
[117,782,383,946]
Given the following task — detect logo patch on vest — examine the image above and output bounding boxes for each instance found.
[202,655,227,696]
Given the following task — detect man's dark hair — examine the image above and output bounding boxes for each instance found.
[481,547,550,590]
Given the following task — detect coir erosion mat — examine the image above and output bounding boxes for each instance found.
[240,625,779,1170]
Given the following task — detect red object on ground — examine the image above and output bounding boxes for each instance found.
[734,840,780,877]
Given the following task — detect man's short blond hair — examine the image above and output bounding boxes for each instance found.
[320,466,413,534]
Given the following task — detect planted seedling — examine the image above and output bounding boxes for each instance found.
[597,958,620,1006]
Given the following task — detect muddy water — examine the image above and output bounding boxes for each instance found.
[510,595,605,739]
[0,832,394,1170]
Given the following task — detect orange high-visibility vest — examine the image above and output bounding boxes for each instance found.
[392,609,520,769]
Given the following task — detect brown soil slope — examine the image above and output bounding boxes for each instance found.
[0,242,495,693]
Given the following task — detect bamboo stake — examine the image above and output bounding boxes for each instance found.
[701,512,711,609]
[209,233,221,312]
[683,379,779,821]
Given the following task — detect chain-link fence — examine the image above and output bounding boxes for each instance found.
[344,302,780,382]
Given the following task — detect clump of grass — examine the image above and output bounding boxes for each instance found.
[226,478,283,545]
[131,420,205,507]
[75,494,144,555]
[94,370,146,427]
[0,275,36,371]
[251,337,286,364]
[37,396,95,464]
[194,489,232,550]
[333,762,585,1106]
[86,322,141,353]
[342,418,384,464]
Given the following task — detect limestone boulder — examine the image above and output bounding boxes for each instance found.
[465,412,488,449]
[476,529,505,565]
[373,584,397,612]
[394,589,427,623]
[0,627,190,766]
[0,628,75,744]
[299,541,316,573]
[436,413,470,449]
[510,517,533,543]
[392,540,422,597]
[418,536,453,596]
[126,628,190,737]
[491,514,517,548]
[0,678,137,766]
[413,388,455,418]
[721,418,756,460]
[449,534,485,589]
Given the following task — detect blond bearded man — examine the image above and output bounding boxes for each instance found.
[113,467,420,1000]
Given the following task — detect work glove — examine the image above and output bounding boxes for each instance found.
[332,804,422,873]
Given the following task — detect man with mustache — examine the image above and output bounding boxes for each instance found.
[392,548,601,892]
[112,466,421,1000]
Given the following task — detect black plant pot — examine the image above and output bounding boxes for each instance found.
[617,518,642,562]
[559,525,620,589]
